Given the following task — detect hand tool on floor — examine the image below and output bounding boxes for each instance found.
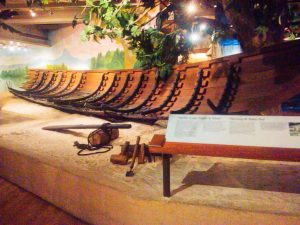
[138,143,146,164]
[110,141,130,165]
[43,123,132,155]
[42,123,131,131]
[125,136,140,177]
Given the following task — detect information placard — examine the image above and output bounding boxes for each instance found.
[166,115,300,148]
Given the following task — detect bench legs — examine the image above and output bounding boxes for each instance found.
[163,154,171,197]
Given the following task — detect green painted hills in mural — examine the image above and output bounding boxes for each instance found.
[46,63,68,70]
[0,67,28,92]
[0,67,27,80]
[90,49,125,70]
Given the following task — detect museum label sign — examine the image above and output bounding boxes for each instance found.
[166,115,300,148]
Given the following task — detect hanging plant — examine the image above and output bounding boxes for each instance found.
[35,0,297,77]
[221,0,291,51]
[71,0,197,79]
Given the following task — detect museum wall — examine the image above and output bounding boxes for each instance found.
[0,24,241,93]
[0,24,137,92]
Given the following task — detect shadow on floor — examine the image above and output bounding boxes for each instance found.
[0,111,33,125]
[51,130,87,138]
[172,161,300,196]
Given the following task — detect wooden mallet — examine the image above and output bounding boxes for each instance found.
[125,136,140,177]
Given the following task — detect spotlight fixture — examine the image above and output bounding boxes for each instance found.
[189,33,200,43]
[187,2,197,14]
[8,46,15,52]
[214,4,217,8]
[0,40,29,52]
[199,23,207,31]
[29,9,36,17]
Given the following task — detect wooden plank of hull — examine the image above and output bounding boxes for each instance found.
[38,71,75,98]
[21,70,42,90]
[91,71,130,105]
[52,71,106,104]
[27,71,56,95]
[162,60,232,116]
[32,71,65,96]
[150,66,208,116]
[10,40,300,122]
[99,70,159,113]
[135,71,180,114]
[30,71,64,97]
[47,71,84,100]
[80,72,117,104]
[55,71,134,116]
[15,70,45,91]
[105,70,144,107]
[9,70,48,95]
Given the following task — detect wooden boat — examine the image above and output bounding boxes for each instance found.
[9,40,300,123]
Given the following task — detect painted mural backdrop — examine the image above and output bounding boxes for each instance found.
[0,24,241,93]
[0,24,137,92]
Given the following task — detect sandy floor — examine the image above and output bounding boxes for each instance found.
[1,92,300,217]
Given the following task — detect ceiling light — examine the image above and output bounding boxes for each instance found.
[30,9,36,17]
[189,33,200,43]
[199,23,207,31]
[214,4,217,8]
[9,46,15,52]
[187,2,197,14]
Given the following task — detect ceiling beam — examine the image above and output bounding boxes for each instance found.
[5,2,86,10]
[0,24,49,46]
[4,7,84,24]
[36,24,64,30]
[0,1,5,9]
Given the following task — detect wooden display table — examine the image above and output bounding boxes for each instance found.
[149,134,300,197]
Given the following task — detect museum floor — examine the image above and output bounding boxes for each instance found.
[0,92,300,225]
[0,177,88,224]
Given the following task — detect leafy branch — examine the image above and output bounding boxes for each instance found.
[72,0,195,78]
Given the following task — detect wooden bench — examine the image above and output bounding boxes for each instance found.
[149,134,300,197]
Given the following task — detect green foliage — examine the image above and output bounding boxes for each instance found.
[40,0,296,76]
[90,49,125,70]
[76,0,193,78]
[0,67,27,80]
[133,59,143,69]
[255,25,269,36]
[46,63,68,70]
[0,67,27,90]
[222,0,290,50]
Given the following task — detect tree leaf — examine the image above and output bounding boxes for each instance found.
[131,26,142,37]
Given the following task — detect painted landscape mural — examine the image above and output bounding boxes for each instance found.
[0,24,137,92]
[0,24,241,93]
[90,49,125,70]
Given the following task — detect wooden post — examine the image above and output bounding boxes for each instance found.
[162,154,171,197]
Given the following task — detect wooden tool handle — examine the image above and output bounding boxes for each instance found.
[121,141,130,155]
[138,143,145,164]
[107,123,132,129]
[130,136,140,170]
